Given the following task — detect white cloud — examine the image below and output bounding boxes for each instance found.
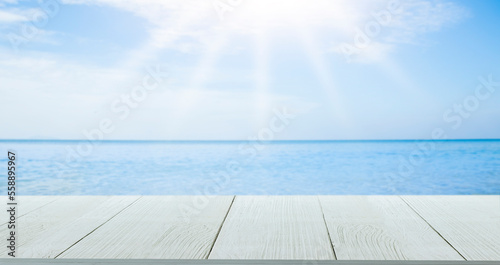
[0,45,317,139]
[0,47,140,96]
[0,9,27,23]
[58,0,469,63]
[0,0,475,139]
[0,4,65,48]
[110,88,318,140]
[0,0,18,7]
[0,47,157,139]
[333,41,394,64]
[61,0,217,52]
[331,0,469,63]
[388,0,470,43]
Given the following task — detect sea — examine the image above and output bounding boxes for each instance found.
[0,140,499,195]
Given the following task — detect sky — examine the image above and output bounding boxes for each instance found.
[0,0,499,140]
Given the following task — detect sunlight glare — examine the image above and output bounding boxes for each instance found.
[235,0,352,30]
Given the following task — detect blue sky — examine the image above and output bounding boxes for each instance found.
[0,0,499,140]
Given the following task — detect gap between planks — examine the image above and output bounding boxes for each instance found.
[317,196,338,260]
[397,196,466,260]
[206,195,236,258]
[54,196,143,258]
[1,259,499,265]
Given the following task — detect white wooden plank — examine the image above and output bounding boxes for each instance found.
[1,196,59,225]
[209,196,335,260]
[319,196,464,260]
[0,258,494,265]
[2,195,497,261]
[0,196,139,258]
[402,195,500,260]
[58,196,234,259]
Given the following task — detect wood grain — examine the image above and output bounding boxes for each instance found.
[58,196,234,259]
[1,196,498,261]
[319,196,464,260]
[0,196,139,258]
[209,196,335,259]
[0,258,493,265]
[402,195,500,260]
[1,196,58,225]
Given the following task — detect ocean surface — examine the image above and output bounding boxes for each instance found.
[0,140,499,195]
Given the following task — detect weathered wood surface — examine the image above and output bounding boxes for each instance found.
[402,195,500,260]
[0,196,498,261]
[0,196,139,258]
[59,196,234,259]
[319,196,464,260]
[1,258,498,265]
[1,196,58,225]
[209,196,335,259]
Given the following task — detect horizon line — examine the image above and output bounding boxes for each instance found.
[1,138,500,142]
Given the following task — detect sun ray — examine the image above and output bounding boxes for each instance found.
[117,7,202,72]
[296,25,349,126]
[377,58,437,104]
[79,2,226,139]
[252,29,270,130]
[163,32,229,138]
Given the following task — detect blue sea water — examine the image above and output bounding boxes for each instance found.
[0,140,499,195]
